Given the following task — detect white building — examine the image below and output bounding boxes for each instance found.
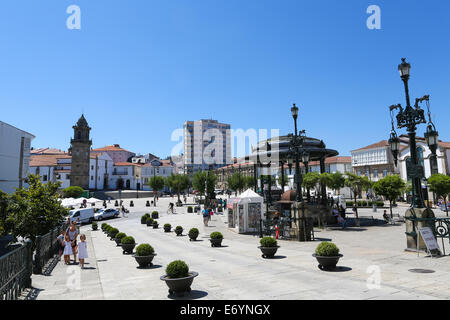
[184,119,231,175]
[0,121,35,193]
[29,152,114,190]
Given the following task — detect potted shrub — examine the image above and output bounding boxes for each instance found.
[313,242,343,270]
[101,223,108,231]
[130,200,134,207]
[109,227,119,239]
[209,232,223,247]
[146,200,150,207]
[152,220,159,229]
[175,226,183,236]
[92,221,98,231]
[188,228,199,241]
[141,214,150,224]
[114,232,126,246]
[164,223,172,232]
[146,217,154,227]
[115,200,119,206]
[103,224,111,233]
[121,236,136,254]
[152,211,159,219]
[160,260,198,297]
[258,237,279,258]
[133,243,156,268]
[187,206,193,213]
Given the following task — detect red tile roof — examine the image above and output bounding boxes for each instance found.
[351,140,389,152]
[92,144,133,153]
[114,162,141,167]
[31,148,68,155]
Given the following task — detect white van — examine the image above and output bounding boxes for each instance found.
[69,208,95,224]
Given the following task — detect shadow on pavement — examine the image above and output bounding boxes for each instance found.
[318,266,352,272]
[168,290,208,300]
[137,264,163,270]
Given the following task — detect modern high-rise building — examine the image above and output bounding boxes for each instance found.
[183,119,231,175]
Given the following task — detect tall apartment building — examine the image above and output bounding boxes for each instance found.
[183,119,231,175]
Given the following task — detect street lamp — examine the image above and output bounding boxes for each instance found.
[289,103,305,203]
[388,58,438,209]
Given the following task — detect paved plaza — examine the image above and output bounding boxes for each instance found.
[31,196,450,300]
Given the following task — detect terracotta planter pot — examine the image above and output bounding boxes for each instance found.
[160,272,198,297]
[312,254,343,270]
[133,254,157,268]
[209,238,223,247]
[258,246,280,258]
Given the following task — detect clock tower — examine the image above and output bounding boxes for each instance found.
[70,114,92,189]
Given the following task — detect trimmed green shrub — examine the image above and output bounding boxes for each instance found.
[109,228,119,238]
[62,186,84,198]
[166,260,189,279]
[121,236,135,245]
[104,225,112,233]
[115,232,126,241]
[260,237,277,247]
[152,211,159,219]
[92,222,98,230]
[345,201,354,207]
[152,220,158,225]
[175,226,183,231]
[101,223,108,230]
[188,228,199,238]
[315,242,340,257]
[136,243,154,256]
[187,206,193,213]
[210,232,223,239]
[164,223,171,228]
[141,215,149,224]
[146,217,154,225]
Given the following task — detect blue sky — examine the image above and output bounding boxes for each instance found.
[1,0,449,158]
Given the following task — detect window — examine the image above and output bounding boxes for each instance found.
[91,165,94,170]
[373,169,378,178]
[43,175,48,181]
[91,176,94,180]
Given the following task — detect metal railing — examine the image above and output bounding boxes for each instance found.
[407,216,450,255]
[0,240,33,300]
[33,225,64,274]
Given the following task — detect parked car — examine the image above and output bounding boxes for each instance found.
[69,208,95,224]
[94,208,119,221]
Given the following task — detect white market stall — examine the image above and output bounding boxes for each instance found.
[227,189,264,234]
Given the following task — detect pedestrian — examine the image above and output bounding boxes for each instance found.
[383,210,390,223]
[337,213,347,229]
[76,217,81,232]
[63,234,73,265]
[197,203,201,215]
[66,223,78,264]
[209,207,214,221]
[57,231,66,261]
[77,234,88,269]
[202,207,209,226]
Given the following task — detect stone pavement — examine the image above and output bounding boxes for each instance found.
[31,196,450,300]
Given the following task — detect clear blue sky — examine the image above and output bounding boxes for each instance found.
[1,0,449,158]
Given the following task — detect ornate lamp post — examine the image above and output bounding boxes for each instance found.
[389,58,439,209]
[301,151,310,202]
[289,104,306,203]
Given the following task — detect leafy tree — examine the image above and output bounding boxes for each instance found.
[328,172,346,195]
[344,172,372,218]
[148,176,165,206]
[372,175,406,218]
[165,174,190,204]
[244,176,255,190]
[428,174,450,216]
[227,172,245,194]
[0,190,11,237]
[192,171,207,201]
[302,172,320,194]
[6,174,68,247]
[61,186,84,198]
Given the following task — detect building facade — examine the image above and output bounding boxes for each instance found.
[183,119,231,175]
[0,121,35,193]
[91,144,136,163]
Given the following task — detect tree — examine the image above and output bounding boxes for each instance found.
[0,190,11,237]
[61,186,84,198]
[302,172,320,196]
[148,176,165,206]
[165,174,190,204]
[328,172,346,195]
[192,171,207,201]
[6,174,68,247]
[372,175,406,218]
[344,172,372,218]
[227,172,245,194]
[244,176,255,190]
[428,174,450,216]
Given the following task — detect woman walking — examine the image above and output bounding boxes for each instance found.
[66,223,79,264]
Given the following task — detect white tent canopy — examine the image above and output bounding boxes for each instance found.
[228,189,264,233]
